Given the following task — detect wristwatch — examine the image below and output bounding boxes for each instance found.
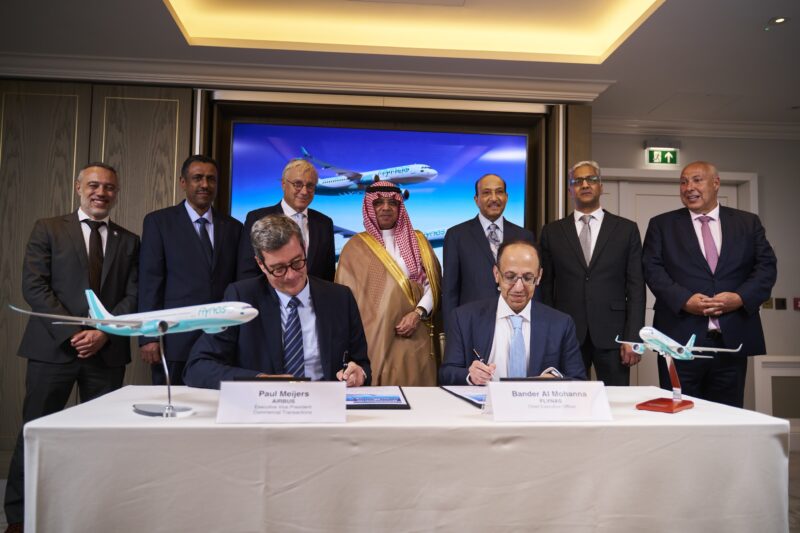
[414,306,428,319]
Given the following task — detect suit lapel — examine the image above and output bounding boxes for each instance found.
[589,211,617,270]
[66,213,89,272]
[716,207,733,274]
[528,303,544,376]
[559,215,588,270]
[477,299,498,359]
[309,278,332,379]
[677,210,712,274]
[306,212,320,268]
[101,221,121,289]
[211,208,223,273]
[259,283,286,373]
[467,216,496,267]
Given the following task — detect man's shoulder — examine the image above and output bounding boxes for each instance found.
[649,207,686,224]
[245,203,282,222]
[35,212,76,228]
[532,301,573,325]
[213,210,244,229]
[108,221,139,240]
[307,208,333,225]
[503,218,534,240]
[446,217,479,236]
[455,296,499,317]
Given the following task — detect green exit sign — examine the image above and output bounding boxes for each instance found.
[647,148,678,165]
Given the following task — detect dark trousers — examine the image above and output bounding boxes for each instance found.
[151,360,186,386]
[657,335,748,408]
[580,332,630,386]
[4,358,125,524]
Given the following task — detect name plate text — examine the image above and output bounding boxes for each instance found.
[216,381,346,424]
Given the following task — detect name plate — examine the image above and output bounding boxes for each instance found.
[485,381,612,422]
[216,381,346,424]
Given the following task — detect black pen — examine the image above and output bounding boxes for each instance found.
[341,350,350,383]
[472,348,485,364]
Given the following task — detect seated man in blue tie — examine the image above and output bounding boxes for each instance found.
[184,214,370,389]
[439,240,586,385]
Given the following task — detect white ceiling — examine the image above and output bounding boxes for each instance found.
[1,0,798,137]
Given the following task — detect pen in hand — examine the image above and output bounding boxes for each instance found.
[340,350,350,384]
[472,348,485,364]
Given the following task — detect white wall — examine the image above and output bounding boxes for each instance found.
[592,133,800,356]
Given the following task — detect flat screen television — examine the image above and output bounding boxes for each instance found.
[229,122,528,262]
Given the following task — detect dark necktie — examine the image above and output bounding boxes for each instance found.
[196,218,213,266]
[83,220,105,292]
[487,223,500,259]
[283,297,305,378]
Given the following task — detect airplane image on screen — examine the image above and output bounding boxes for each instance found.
[333,226,445,260]
[301,147,438,199]
[615,326,742,361]
[9,289,259,337]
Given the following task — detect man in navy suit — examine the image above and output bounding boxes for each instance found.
[5,163,139,530]
[442,174,536,329]
[138,155,242,385]
[236,159,335,282]
[440,240,585,385]
[643,161,777,407]
[185,214,370,389]
[540,161,645,385]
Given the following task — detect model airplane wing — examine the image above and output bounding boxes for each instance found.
[614,336,646,354]
[301,147,362,181]
[9,305,143,327]
[688,344,743,353]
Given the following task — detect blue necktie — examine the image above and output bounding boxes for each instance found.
[508,315,526,378]
[196,218,213,266]
[283,296,305,378]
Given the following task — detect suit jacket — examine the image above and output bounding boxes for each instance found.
[236,202,335,282]
[442,216,535,328]
[439,296,586,385]
[539,210,645,348]
[138,201,242,362]
[184,276,371,389]
[642,206,777,355]
[18,212,139,367]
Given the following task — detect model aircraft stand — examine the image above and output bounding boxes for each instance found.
[635,354,694,413]
[132,323,193,418]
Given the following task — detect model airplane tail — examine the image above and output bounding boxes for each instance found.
[86,289,112,320]
[685,334,696,350]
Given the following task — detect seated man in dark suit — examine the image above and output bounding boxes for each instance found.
[440,240,586,385]
[442,173,536,329]
[185,214,370,389]
[138,155,242,385]
[236,158,335,281]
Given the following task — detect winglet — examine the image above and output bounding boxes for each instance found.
[686,334,696,350]
[85,289,112,319]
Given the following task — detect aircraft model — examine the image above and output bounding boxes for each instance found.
[301,146,438,199]
[615,326,742,361]
[9,289,259,337]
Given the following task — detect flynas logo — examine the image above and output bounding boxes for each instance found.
[198,306,226,318]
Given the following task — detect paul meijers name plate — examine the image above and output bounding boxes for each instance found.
[485,381,612,422]
[216,381,346,424]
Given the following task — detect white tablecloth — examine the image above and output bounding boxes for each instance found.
[24,385,789,532]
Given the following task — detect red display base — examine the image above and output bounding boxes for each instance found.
[636,397,694,413]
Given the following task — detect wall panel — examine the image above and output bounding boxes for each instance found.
[0,80,91,470]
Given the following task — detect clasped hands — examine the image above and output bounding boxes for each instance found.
[683,292,743,317]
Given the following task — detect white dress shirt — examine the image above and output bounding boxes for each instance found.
[184,201,214,246]
[573,207,604,257]
[487,297,532,381]
[281,199,309,251]
[77,208,110,255]
[275,282,323,380]
[381,229,433,314]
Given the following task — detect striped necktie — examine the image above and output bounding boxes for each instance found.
[283,296,305,377]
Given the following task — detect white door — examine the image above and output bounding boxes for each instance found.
[602,180,738,386]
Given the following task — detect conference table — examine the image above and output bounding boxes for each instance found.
[24,385,789,532]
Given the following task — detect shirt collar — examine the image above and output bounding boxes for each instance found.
[77,208,110,225]
[478,212,504,233]
[184,200,213,224]
[573,207,604,223]
[274,280,311,309]
[496,294,532,323]
[281,199,308,218]
[691,203,720,221]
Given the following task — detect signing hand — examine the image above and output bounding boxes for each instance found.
[336,362,366,387]
[468,360,496,385]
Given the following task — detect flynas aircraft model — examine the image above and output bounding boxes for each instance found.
[10,289,259,337]
[615,326,742,361]
[301,146,437,199]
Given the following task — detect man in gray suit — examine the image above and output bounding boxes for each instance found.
[442,173,535,329]
[539,160,645,385]
[4,162,139,531]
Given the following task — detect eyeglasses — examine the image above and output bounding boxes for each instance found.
[286,180,316,193]
[569,175,601,187]
[262,257,307,277]
[500,272,539,286]
[372,198,400,208]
